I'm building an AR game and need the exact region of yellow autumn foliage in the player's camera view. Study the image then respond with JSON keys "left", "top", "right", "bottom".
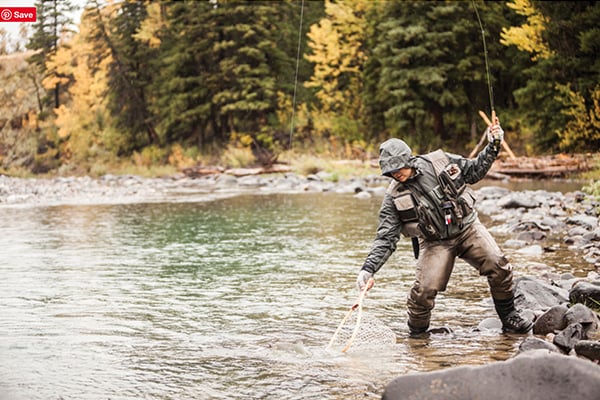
{"left": 500, "top": 0, "right": 553, "bottom": 61}
{"left": 52, "top": 9, "right": 114, "bottom": 164}
{"left": 556, "top": 84, "right": 600, "bottom": 152}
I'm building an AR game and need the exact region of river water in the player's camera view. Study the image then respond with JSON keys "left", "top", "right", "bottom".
{"left": 0, "top": 180, "right": 591, "bottom": 400}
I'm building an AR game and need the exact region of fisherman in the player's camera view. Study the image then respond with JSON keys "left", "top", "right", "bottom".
{"left": 356, "top": 116, "right": 533, "bottom": 336}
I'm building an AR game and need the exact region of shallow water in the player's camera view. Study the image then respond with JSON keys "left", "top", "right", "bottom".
{"left": 0, "top": 187, "right": 591, "bottom": 400}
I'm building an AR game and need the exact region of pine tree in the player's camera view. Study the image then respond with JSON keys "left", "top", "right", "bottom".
{"left": 363, "top": 1, "right": 507, "bottom": 151}
{"left": 26, "top": 0, "right": 78, "bottom": 110}
{"left": 505, "top": 0, "right": 600, "bottom": 151}
{"left": 151, "top": 1, "right": 290, "bottom": 153}
{"left": 85, "top": 0, "right": 158, "bottom": 154}
{"left": 149, "top": 0, "right": 216, "bottom": 147}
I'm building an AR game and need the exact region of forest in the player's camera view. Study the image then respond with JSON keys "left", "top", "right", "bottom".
{"left": 0, "top": 0, "right": 599, "bottom": 176}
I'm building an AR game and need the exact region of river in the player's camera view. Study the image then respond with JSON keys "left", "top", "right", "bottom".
{"left": 0, "top": 179, "right": 591, "bottom": 400}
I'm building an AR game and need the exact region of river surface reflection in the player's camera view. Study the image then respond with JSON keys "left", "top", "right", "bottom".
{"left": 0, "top": 180, "right": 591, "bottom": 399}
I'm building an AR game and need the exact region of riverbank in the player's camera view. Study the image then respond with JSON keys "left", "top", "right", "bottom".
{"left": 0, "top": 170, "right": 593, "bottom": 206}
{"left": 0, "top": 171, "right": 390, "bottom": 207}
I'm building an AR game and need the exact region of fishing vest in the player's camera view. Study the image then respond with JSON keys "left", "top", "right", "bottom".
{"left": 387, "top": 150, "right": 477, "bottom": 240}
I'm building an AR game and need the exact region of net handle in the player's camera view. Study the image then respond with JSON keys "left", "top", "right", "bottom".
{"left": 327, "top": 277, "right": 374, "bottom": 352}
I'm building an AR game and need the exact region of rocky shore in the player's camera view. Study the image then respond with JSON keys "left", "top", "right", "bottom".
{"left": 0, "top": 172, "right": 386, "bottom": 206}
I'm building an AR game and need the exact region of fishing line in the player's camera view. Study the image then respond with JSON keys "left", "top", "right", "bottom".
{"left": 289, "top": 0, "right": 305, "bottom": 149}
{"left": 472, "top": 0, "right": 494, "bottom": 115}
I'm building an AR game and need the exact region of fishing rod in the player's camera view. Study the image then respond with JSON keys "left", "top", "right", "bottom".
{"left": 472, "top": 0, "right": 495, "bottom": 118}
{"left": 289, "top": 0, "right": 305, "bottom": 149}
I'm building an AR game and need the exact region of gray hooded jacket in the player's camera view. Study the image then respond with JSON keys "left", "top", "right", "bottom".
{"left": 362, "top": 138, "right": 500, "bottom": 274}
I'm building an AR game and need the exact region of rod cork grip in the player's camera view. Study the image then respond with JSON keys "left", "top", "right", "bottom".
{"left": 478, "top": 110, "right": 493, "bottom": 127}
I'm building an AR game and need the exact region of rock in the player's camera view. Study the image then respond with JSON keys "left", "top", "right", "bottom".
{"left": 516, "top": 244, "right": 544, "bottom": 255}
{"left": 498, "top": 194, "right": 541, "bottom": 209}
{"left": 382, "top": 350, "right": 600, "bottom": 400}
{"left": 215, "top": 174, "right": 239, "bottom": 188}
{"left": 478, "top": 317, "right": 502, "bottom": 331}
{"left": 565, "top": 303, "right": 598, "bottom": 326}
{"left": 513, "top": 276, "right": 569, "bottom": 312}
{"left": 518, "top": 336, "right": 562, "bottom": 354}
{"left": 569, "top": 281, "right": 600, "bottom": 309}
{"left": 553, "top": 323, "right": 584, "bottom": 352}
{"left": 566, "top": 214, "right": 599, "bottom": 230}
{"left": 533, "top": 304, "right": 568, "bottom": 335}
{"left": 574, "top": 340, "right": 600, "bottom": 362}
{"left": 516, "top": 230, "right": 547, "bottom": 242}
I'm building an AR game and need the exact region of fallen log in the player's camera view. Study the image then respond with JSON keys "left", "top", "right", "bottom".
{"left": 224, "top": 165, "right": 293, "bottom": 177}
{"left": 491, "top": 154, "right": 591, "bottom": 178}
{"left": 181, "top": 164, "right": 293, "bottom": 178}
{"left": 181, "top": 165, "right": 225, "bottom": 177}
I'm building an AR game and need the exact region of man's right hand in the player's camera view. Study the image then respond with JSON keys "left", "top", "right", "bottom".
{"left": 356, "top": 270, "right": 373, "bottom": 292}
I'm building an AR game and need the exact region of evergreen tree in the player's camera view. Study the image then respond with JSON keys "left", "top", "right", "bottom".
{"left": 87, "top": 0, "right": 158, "bottom": 155}
{"left": 363, "top": 1, "right": 508, "bottom": 152}
{"left": 26, "top": 0, "right": 78, "bottom": 110}
{"left": 152, "top": 1, "right": 293, "bottom": 154}
{"left": 506, "top": 0, "right": 600, "bottom": 151}
{"left": 150, "top": 0, "right": 217, "bottom": 147}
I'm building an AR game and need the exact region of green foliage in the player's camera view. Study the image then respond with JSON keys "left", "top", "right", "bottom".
{"left": 555, "top": 84, "right": 600, "bottom": 152}
{"left": 588, "top": 297, "right": 600, "bottom": 311}
{"left": 26, "top": 0, "right": 79, "bottom": 110}
{"left": 364, "top": 1, "right": 509, "bottom": 151}
{"left": 220, "top": 144, "right": 255, "bottom": 169}
{"left": 583, "top": 180, "right": 600, "bottom": 198}
{"left": 101, "top": 0, "right": 158, "bottom": 152}
{"left": 511, "top": 1, "right": 600, "bottom": 151}
{"left": 132, "top": 145, "right": 168, "bottom": 167}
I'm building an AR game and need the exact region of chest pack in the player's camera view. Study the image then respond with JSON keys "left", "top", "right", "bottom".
{"left": 426, "top": 150, "right": 466, "bottom": 200}
{"left": 388, "top": 150, "right": 476, "bottom": 240}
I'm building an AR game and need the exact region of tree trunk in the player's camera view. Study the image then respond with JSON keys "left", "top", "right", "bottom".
{"left": 432, "top": 104, "right": 447, "bottom": 140}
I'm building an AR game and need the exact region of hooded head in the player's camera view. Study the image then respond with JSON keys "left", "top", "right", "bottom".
{"left": 378, "top": 138, "right": 412, "bottom": 177}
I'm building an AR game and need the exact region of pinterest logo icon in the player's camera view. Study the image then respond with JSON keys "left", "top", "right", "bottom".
{"left": 0, "top": 9, "right": 12, "bottom": 21}
{"left": 0, "top": 7, "right": 36, "bottom": 22}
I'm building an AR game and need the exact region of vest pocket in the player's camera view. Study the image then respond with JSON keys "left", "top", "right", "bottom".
{"left": 393, "top": 194, "right": 418, "bottom": 221}
{"left": 415, "top": 201, "right": 442, "bottom": 240}
{"left": 458, "top": 187, "right": 476, "bottom": 215}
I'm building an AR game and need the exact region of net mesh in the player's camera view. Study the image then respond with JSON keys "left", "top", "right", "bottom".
{"left": 328, "top": 311, "right": 396, "bottom": 352}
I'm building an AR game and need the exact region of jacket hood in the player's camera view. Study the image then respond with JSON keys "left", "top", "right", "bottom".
{"left": 379, "top": 138, "right": 412, "bottom": 176}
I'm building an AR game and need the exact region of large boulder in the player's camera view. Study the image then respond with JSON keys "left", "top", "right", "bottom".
{"left": 513, "top": 276, "right": 569, "bottom": 312}
{"left": 382, "top": 350, "right": 600, "bottom": 400}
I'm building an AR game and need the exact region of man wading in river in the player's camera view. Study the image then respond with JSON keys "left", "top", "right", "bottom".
{"left": 356, "top": 116, "right": 533, "bottom": 337}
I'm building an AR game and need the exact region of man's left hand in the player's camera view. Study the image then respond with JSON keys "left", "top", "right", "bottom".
{"left": 486, "top": 122, "right": 504, "bottom": 144}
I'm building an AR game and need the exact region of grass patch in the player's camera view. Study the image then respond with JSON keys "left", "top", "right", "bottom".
{"left": 279, "top": 151, "right": 379, "bottom": 180}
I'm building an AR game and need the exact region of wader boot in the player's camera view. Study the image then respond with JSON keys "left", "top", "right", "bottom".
{"left": 493, "top": 297, "right": 533, "bottom": 333}
{"left": 407, "top": 321, "right": 429, "bottom": 338}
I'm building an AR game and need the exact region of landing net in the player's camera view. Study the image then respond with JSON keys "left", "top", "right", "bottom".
{"left": 327, "top": 310, "right": 396, "bottom": 353}
{"left": 327, "top": 278, "right": 396, "bottom": 353}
